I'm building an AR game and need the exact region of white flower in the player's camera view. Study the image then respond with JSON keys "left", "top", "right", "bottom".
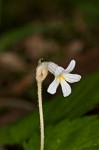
{"left": 47, "top": 60, "right": 81, "bottom": 97}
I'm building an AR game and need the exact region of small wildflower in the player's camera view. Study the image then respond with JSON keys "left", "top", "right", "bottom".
{"left": 47, "top": 60, "right": 81, "bottom": 97}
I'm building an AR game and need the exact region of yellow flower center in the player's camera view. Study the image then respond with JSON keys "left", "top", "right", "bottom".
{"left": 57, "top": 75, "right": 65, "bottom": 83}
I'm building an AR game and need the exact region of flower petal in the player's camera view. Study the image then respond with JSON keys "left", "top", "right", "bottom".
{"left": 55, "top": 66, "right": 64, "bottom": 76}
{"left": 65, "top": 60, "right": 76, "bottom": 73}
{"left": 47, "top": 78, "right": 59, "bottom": 94}
{"left": 60, "top": 80, "right": 71, "bottom": 97}
{"left": 47, "top": 62, "right": 58, "bottom": 75}
{"left": 63, "top": 73, "right": 81, "bottom": 83}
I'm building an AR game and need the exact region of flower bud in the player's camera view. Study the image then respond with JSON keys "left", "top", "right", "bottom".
{"left": 36, "top": 62, "right": 48, "bottom": 82}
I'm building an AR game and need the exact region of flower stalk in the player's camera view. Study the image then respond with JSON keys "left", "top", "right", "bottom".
{"left": 37, "top": 81, "right": 44, "bottom": 150}
{"left": 36, "top": 60, "right": 48, "bottom": 150}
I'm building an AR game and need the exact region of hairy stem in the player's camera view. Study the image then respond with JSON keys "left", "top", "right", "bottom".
{"left": 37, "top": 81, "right": 44, "bottom": 150}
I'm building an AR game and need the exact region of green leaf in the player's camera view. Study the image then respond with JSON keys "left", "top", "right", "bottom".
{"left": 0, "top": 72, "right": 99, "bottom": 149}
{"left": 24, "top": 116, "right": 99, "bottom": 150}
{"left": 44, "top": 72, "right": 99, "bottom": 123}
{"left": 45, "top": 116, "right": 99, "bottom": 150}
{"left": 80, "top": 147, "right": 99, "bottom": 150}
{"left": 0, "top": 112, "right": 39, "bottom": 144}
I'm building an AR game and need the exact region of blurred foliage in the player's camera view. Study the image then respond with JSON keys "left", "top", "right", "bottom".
{"left": 0, "top": 22, "right": 64, "bottom": 52}
{"left": 0, "top": 72, "right": 99, "bottom": 149}
{"left": 0, "top": 0, "right": 99, "bottom": 54}
{"left": 1, "top": 0, "right": 99, "bottom": 29}
{"left": 76, "top": 1, "right": 99, "bottom": 26}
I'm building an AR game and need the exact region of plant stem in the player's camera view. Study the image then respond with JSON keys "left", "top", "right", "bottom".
{"left": 37, "top": 81, "right": 44, "bottom": 150}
